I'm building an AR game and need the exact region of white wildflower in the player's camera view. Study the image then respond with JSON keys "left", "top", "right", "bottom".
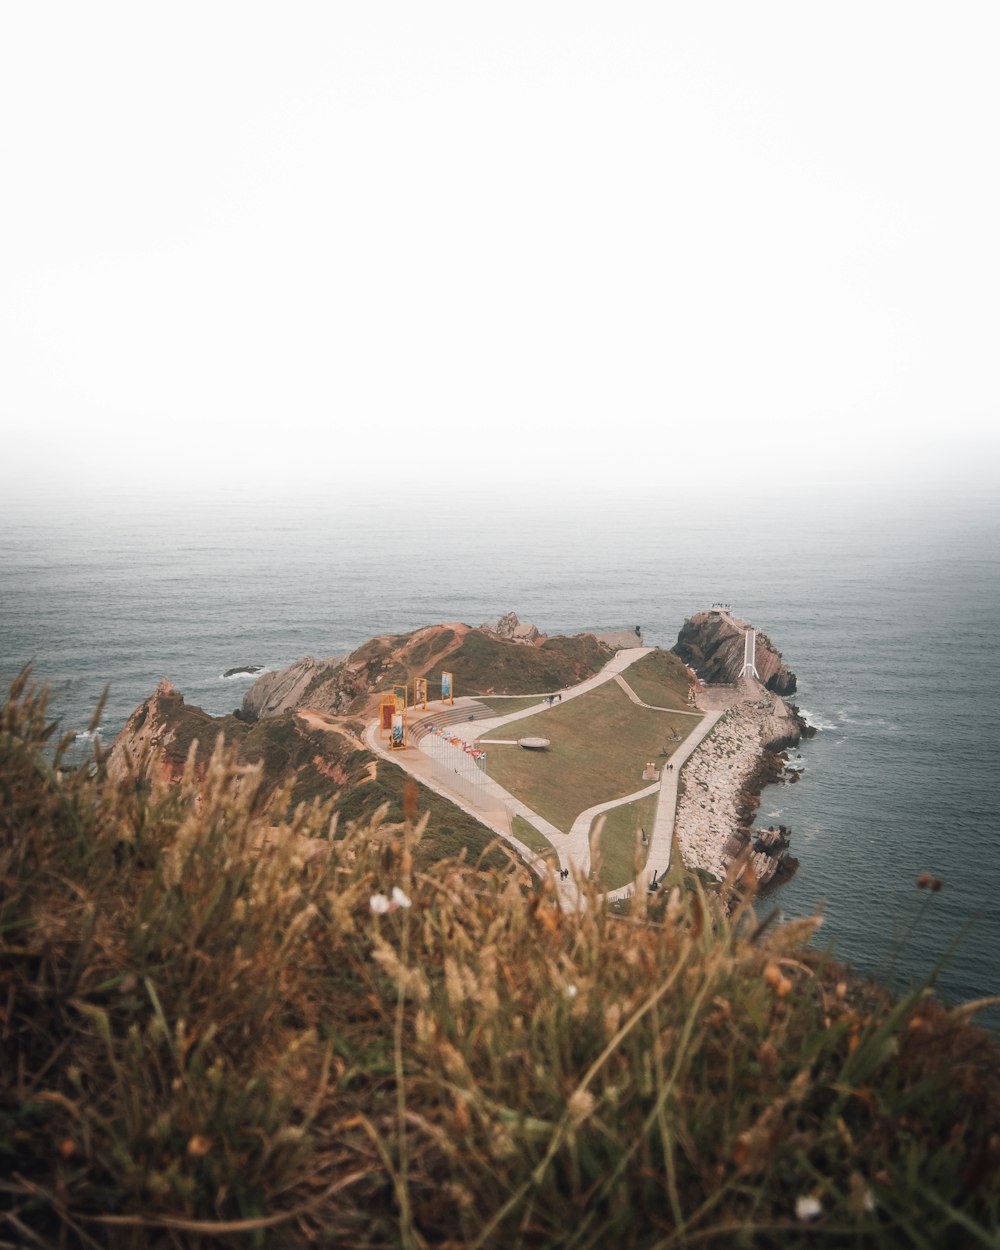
{"left": 392, "top": 886, "right": 412, "bottom": 909}
{"left": 369, "top": 893, "right": 391, "bottom": 915}
{"left": 567, "top": 1088, "right": 595, "bottom": 1126}
{"left": 795, "top": 1195, "right": 822, "bottom": 1221}
{"left": 565, "top": 984, "right": 578, "bottom": 1000}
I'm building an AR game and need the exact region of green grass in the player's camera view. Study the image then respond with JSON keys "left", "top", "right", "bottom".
{"left": 484, "top": 681, "right": 702, "bottom": 832}
{"left": 478, "top": 695, "right": 549, "bottom": 715}
{"left": 591, "top": 792, "right": 659, "bottom": 892}
{"left": 511, "top": 814, "right": 559, "bottom": 860}
{"left": 447, "top": 630, "right": 609, "bottom": 696}
{"left": 618, "top": 647, "right": 693, "bottom": 709}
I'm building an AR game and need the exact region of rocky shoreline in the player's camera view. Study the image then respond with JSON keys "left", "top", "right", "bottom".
{"left": 671, "top": 610, "right": 812, "bottom": 892}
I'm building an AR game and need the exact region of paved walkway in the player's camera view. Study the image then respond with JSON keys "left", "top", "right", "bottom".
{"left": 602, "top": 708, "right": 723, "bottom": 903}
{"left": 614, "top": 673, "right": 704, "bottom": 715}
{"left": 365, "top": 645, "right": 719, "bottom": 908}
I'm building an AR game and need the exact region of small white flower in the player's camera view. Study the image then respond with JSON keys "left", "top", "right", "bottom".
{"left": 565, "top": 984, "right": 579, "bottom": 1000}
{"left": 392, "top": 886, "right": 412, "bottom": 909}
{"left": 369, "top": 893, "right": 391, "bottom": 915}
{"left": 795, "top": 1195, "right": 822, "bottom": 1222}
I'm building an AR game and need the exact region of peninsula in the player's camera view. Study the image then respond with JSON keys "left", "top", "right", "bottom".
{"left": 108, "top": 609, "right": 809, "bottom": 900}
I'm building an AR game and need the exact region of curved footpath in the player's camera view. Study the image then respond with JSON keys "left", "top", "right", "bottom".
{"left": 364, "top": 647, "right": 720, "bottom": 909}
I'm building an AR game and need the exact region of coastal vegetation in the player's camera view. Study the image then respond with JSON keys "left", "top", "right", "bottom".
{"left": 442, "top": 630, "right": 610, "bottom": 699}
{"left": 3, "top": 671, "right": 999, "bottom": 1248}
{"left": 617, "top": 647, "right": 695, "bottom": 709}
{"left": 244, "top": 625, "right": 612, "bottom": 725}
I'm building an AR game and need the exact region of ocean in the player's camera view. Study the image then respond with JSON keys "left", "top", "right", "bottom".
{"left": 2, "top": 487, "right": 998, "bottom": 1029}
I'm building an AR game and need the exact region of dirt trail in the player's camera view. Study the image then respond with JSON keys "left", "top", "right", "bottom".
{"left": 297, "top": 709, "right": 377, "bottom": 781}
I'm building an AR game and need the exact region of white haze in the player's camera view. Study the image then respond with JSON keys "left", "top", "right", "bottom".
{"left": 1, "top": 2, "right": 998, "bottom": 507}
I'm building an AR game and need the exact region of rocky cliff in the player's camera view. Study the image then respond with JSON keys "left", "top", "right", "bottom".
{"left": 484, "top": 611, "right": 541, "bottom": 644}
{"left": 107, "top": 679, "right": 232, "bottom": 785}
{"left": 673, "top": 610, "right": 797, "bottom": 695}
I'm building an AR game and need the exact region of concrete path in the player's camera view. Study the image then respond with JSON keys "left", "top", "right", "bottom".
{"left": 440, "top": 646, "right": 654, "bottom": 745}
{"left": 603, "top": 708, "right": 724, "bottom": 903}
{"left": 614, "top": 674, "right": 704, "bottom": 715}
{"left": 365, "top": 644, "right": 718, "bottom": 908}
{"left": 565, "top": 781, "right": 660, "bottom": 874}
{"left": 364, "top": 719, "right": 561, "bottom": 878}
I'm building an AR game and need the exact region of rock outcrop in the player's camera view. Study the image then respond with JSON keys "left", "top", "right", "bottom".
{"left": 673, "top": 610, "right": 797, "bottom": 695}
{"left": 485, "top": 611, "right": 542, "bottom": 644}
{"left": 106, "top": 679, "right": 221, "bottom": 784}
{"left": 241, "top": 657, "right": 330, "bottom": 722}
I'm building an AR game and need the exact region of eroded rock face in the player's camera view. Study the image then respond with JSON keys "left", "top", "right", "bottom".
{"left": 241, "top": 657, "right": 327, "bottom": 722}
{"left": 487, "top": 611, "right": 541, "bottom": 644}
{"left": 674, "top": 610, "right": 797, "bottom": 696}
{"left": 106, "top": 679, "right": 220, "bottom": 784}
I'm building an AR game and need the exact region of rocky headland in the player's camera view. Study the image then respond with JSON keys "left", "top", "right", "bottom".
{"left": 671, "top": 612, "right": 810, "bottom": 891}
{"left": 674, "top": 608, "right": 797, "bottom": 695}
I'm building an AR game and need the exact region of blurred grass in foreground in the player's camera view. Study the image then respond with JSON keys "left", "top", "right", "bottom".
{"left": 2, "top": 670, "right": 998, "bottom": 1248}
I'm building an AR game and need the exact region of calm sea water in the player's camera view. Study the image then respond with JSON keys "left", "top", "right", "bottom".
{"left": 2, "top": 488, "right": 998, "bottom": 1027}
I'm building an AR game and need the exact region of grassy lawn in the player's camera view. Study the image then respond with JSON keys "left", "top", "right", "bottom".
{"left": 511, "top": 814, "right": 559, "bottom": 861}
{"left": 591, "top": 792, "right": 659, "bottom": 892}
{"left": 619, "top": 648, "right": 693, "bottom": 710}
{"left": 478, "top": 695, "right": 549, "bottom": 715}
{"left": 483, "top": 681, "right": 702, "bottom": 832}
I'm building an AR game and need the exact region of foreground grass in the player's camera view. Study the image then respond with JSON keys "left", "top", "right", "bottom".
{"left": 3, "top": 672, "right": 1000, "bottom": 1249}
{"left": 484, "top": 681, "right": 699, "bottom": 832}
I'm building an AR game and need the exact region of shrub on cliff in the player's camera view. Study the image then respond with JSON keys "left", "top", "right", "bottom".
{"left": 2, "top": 671, "right": 998, "bottom": 1248}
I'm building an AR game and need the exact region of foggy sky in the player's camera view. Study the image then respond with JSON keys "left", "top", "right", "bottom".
{"left": 2, "top": 3, "right": 998, "bottom": 505}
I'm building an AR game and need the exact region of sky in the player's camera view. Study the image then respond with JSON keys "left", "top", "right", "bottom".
{"left": 2, "top": 2, "right": 998, "bottom": 506}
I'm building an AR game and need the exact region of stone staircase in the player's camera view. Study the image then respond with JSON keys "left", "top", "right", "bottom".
{"left": 408, "top": 700, "right": 496, "bottom": 744}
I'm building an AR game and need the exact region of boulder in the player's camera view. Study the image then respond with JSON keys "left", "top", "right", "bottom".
{"left": 488, "top": 611, "right": 541, "bottom": 644}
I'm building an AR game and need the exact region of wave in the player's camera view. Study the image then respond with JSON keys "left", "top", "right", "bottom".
{"left": 795, "top": 707, "right": 839, "bottom": 732}
{"left": 75, "top": 726, "right": 104, "bottom": 742}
